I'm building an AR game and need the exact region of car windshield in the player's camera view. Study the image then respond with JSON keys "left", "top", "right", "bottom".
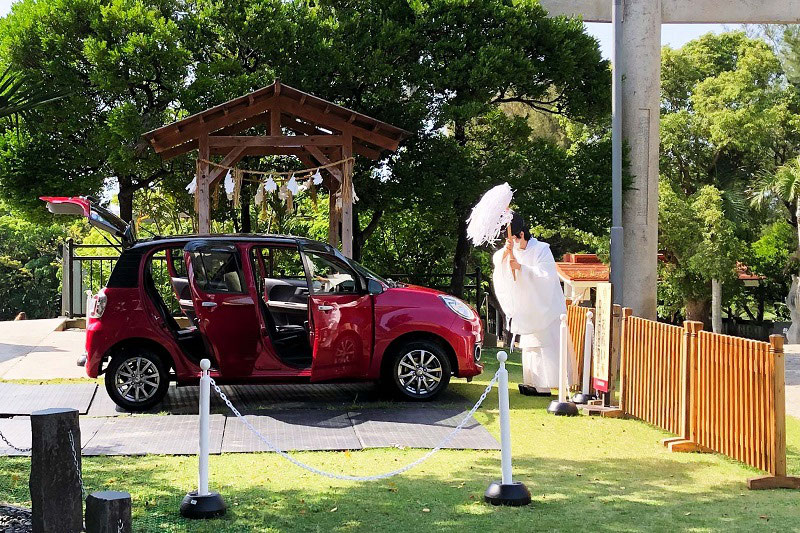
{"left": 348, "top": 259, "right": 392, "bottom": 287}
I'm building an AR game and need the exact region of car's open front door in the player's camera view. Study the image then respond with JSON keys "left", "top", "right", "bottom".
{"left": 40, "top": 196, "right": 136, "bottom": 247}
{"left": 184, "top": 240, "right": 261, "bottom": 377}
{"left": 302, "top": 247, "right": 373, "bottom": 381}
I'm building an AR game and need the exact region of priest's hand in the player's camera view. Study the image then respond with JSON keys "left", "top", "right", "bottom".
{"left": 509, "top": 256, "right": 521, "bottom": 272}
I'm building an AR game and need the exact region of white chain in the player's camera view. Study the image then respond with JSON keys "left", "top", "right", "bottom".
{"left": 0, "top": 428, "right": 31, "bottom": 453}
{"left": 210, "top": 371, "right": 500, "bottom": 482}
{"left": 68, "top": 429, "right": 85, "bottom": 498}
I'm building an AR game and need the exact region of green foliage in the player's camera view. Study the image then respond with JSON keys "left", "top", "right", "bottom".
{"left": 658, "top": 182, "right": 744, "bottom": 319}
{"left": 0, "top": 204, "right": 73, "bottom": 319}
{"left": 750, "top": 219, "right": 795, "bottom": 320}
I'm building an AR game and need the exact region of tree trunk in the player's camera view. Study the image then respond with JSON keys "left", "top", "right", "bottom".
{"left": 449, "top": 119, "right": 470, "bottom": 298}
{"left": 117, "top": 176, "right": 134, "bottom": 223}
{"left": 352, "top": 206, "right": 383, "bottom": 263}
{"left": 448, "top": 210, "right": 470, "bottom": 298}
{"left": 711, "top": 278, "right": 722, "bottom": 333}
{"left": 685, "top": 297, "right": 711, "bottom": 330}
{"left": 241, "top": 181, "right": 252, "bottom": 233}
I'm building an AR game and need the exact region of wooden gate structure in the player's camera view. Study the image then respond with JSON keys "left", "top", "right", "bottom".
{"left": 142, "top": 80, "right": 410, "bottom": 257}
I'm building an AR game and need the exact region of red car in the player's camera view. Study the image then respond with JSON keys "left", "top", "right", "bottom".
{"left": 43, "top": 197, "right": 483, "bottom": 410}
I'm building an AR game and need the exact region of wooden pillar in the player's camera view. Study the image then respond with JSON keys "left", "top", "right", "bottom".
{"left": 748, "top": 335, "right": 800, "bottom": 489}
{"left": 681, "top": 321, "right": 703, "bottom": 442}
{"left": 197, "top": 133, "right": 211, "bottom": 234}
{"left": 328, "top": 178, "right": 340, "bottom": 248}
{"left": 341, "top": 133, "right": 354, "bottom": 258}
{"left": 769, "top": 334, "right": 786, "bottom": 477}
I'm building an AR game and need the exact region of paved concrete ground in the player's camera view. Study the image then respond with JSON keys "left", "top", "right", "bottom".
{"left": 0, "top": 319, "right": 86, "bottom": 380}
{"left": 784, "top": 344, "right": 800, "bottom": 419}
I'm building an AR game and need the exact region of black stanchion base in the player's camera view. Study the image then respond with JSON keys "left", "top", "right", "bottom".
{"left": 518, "top": 384, "right": 552, "bottom": 397}
{"left": 484, "top": 481, "right": 532, "bottom": 506}
{"left": 547, "top": 400, "right": 579, "bottom": 416}
{"left": 180, "top": 491, "right": 226, "bottom": 519}
{"left": 571, "top": 393, "right": 596, "bottom": 405}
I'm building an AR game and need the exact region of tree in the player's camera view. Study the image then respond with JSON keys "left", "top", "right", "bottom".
{"left": 751, "top": 156, "right": 800, "bottom": 338}
{"left": 659, "top": 32, "right": 800, "bottom": 324}
{"left": 0, "top": 0, "right": 193, "bottom": 221}
{"left": 659, "top": 182, "right": 744, "bottom": 327}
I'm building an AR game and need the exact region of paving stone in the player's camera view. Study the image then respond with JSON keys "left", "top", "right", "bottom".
{"left": 81, "top": 415, "right": 224, "bottom": 456}
{"left": 348, "top": 408, "right": 500, "bottom": 450}
{"left": 0, "top": 383, "right": 97, "bottom": 416}
{"left": 221, "top": 411, "right": 361, "bottom": 452}
{"left": 0, "top": 417, "right": 107, "bottom": 457}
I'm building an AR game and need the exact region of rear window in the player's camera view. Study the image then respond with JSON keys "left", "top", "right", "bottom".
{"left": 190, "top": 250, "right": 246, "bottom": 294}
{"left": 106, "top": 248, "right": 145, "bottom": 288}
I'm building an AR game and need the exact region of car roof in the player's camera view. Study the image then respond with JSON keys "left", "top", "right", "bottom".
{"left": 128, "top": 234, "right": 335, "bottom": 253}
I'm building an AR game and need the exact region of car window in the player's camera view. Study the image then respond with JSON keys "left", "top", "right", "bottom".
{"left": 304, "top": 251, "right": 359, "bottom": 294}
{"left": 169, "top": 247, "right": 188, "bottom": 277}
{"left": 190, "top": 250, "right": 246, "bottom": 294}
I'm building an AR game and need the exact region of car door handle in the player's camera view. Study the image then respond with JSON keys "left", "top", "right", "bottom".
{"left": 317, "top": 305, "right": 334, "bottom": 311}
{"left": 201, "top": 301, "right": 217, "bottom": 308}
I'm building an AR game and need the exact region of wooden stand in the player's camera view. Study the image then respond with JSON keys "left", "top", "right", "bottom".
{"left": 579, "top": 400, "right": 624, "bottom": 418}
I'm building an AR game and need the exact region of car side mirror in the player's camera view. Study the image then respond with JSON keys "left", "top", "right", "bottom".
{"left": 367, "top": 279, "right": 384, "bottom": 295}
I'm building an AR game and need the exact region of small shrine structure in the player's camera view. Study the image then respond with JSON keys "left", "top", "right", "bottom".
{"left": 143, "top": 80, "right": 410, "bottom": 257}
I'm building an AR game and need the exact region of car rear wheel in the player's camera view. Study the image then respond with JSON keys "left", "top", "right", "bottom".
{"left": 389, "top": 340, "right": 451, "bottom": 401}
{"left": 105, "top": 347, "right": 170, "bottom": 411}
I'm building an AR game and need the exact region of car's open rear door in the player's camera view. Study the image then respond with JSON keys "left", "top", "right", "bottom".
{"left": 40, "top": 196, "right": 136, "bottom": 247}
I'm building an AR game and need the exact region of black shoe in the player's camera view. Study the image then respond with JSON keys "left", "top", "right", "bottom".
{"left": 518, "top": 384, "right": 552, "bottom": 396}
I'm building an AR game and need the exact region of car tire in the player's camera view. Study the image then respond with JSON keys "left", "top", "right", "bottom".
{"left": 105, "top": 346, "right": 170, "bottom": 412}
{"left": 388, "top": 340, "right": 452, "bottom": 401}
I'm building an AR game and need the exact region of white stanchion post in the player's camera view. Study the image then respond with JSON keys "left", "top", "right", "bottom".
{"left": 498, "top": 351, "right": 513, "bottom": 485}
{"left": 558, "top": 316, "right": 567, "bottom": 403}
{"left": 180, "top": 359, "right": 226, "bottom": 519}
{"left": 484, "top": 351, "right": 531, "bottom": 506}
{"left": 547, "top": 315, "right": 579, "bottom": 416}
{"left": 573, "top": 311, "right": 597, "bottom": 404}
{"left": 198, "top": 359, "right": 210, "bottom": 497}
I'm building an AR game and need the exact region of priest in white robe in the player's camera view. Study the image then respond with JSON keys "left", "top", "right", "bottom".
{"left": 493, "top": 213, "right": 577, "bottom": 395}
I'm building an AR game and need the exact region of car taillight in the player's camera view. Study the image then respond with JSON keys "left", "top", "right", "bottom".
{"left": 89, "top": 291, "right": 107, "bottom": 318}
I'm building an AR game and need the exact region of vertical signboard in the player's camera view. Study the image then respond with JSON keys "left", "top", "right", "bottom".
{"left": 592, "top": 283, "right": 613, "bottom": 392}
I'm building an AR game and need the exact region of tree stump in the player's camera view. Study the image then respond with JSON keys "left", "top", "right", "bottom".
{"left": 29, "top": 408, "right": 82, "bottom": 533}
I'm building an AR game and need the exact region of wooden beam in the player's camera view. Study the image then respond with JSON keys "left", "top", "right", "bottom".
{"left": 211, "top": 146, "right": 308, "bottom": 157}
{"left": 270, "top": 101, "right": 281, "bottom": 136}
{"left": 341, "top": 132, "right": 354, "bottom": 258}
{"left": 150, "top": 95, "right": 277, "bottom": 152}
{"left": 208, "top": 146, "right": 246, "bottom": 186}
{"left": 306, "top": 146, "right": 343, "bottom": 181}
{"left": 197, "top": 134, "right": 211, "bottom": 234}
{"left": 281, "top": 115, "right": 382, "bottom": 160}
{"left": 207, "top": 135, "right": 344, "bottom": 148}
{"left": 279, "top": 96, "right": 400, "bottom": 151}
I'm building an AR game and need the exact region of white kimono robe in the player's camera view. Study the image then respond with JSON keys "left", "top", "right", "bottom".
{"left": 493, "top": 239, "right": 576, "bottom": 390}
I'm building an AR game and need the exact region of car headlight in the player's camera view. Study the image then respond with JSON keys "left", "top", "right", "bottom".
{"left": 439, "top": 295, "right": 475, "bottom": 320}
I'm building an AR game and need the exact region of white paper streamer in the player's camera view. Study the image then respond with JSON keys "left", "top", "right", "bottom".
{"left": 287, "top": 176, "right": 299, "bottom": 195}
{"left": 223, "top": 171, "right": 234, "bottom": 200}
{"left": 265, "top": 176, "right": 277, "bottom": 192}
{"left": 185, "top": 177, "right": 197, "bottom": 194}
{"left": 254, "top": 183, "right": 264, "bottom": 204}
{"left": 312, "top": 170, "right": 323, "bottom": 185}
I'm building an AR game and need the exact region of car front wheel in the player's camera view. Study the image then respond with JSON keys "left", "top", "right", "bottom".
{"left": 389, "top": 340, "right": 452, "bottom": 400}
{"left": 105, "top": 347, "right": 170, "bottom": 411}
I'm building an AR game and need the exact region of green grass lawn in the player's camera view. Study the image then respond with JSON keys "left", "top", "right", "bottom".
{"left": 2, "top": 349, "right": 799, "bottom": 532}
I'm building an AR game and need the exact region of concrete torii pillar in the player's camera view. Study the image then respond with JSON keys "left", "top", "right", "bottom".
{"left": 541, "top": 0, "right": 799, "bottom": 319}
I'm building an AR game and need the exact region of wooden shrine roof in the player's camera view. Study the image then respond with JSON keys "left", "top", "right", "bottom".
{"left": 142, "top": 80, "right": 411, "bottom": 161}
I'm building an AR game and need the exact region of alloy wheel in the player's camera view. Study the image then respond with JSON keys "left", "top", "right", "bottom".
{"left": 114, "top": 356, "right": 161, "bottom": 403}
{"left": 396, "top": 349, "right": 443, "bottom": 397}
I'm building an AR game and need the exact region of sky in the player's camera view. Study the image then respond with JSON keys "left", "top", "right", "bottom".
{"left": 585, "top": 22, "right": 734, "bottom": 59}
